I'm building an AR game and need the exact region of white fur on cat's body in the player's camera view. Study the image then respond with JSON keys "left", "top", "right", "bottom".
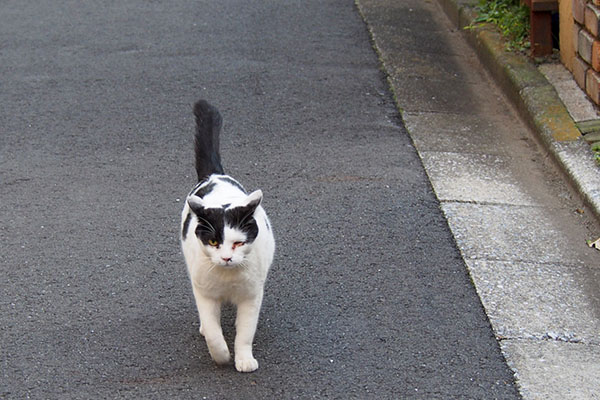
{"left": 181, "top": 174, "right": 275, "bottom": 372}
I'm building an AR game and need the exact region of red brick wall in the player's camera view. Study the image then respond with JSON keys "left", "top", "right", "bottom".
{"left": 574, "top": 0, "right": 600, "bottom": 105}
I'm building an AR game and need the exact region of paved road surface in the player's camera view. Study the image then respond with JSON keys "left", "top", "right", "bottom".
{"left": 1, "top": 1, "right": 519, "bottom": 398}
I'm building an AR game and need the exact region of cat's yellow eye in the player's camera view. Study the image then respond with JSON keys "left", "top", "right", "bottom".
{"left": 232, "top": 241, "right": 245, "bottom": 249}
{"left": 208, "top": 239, "right": 219, "bottom": 247}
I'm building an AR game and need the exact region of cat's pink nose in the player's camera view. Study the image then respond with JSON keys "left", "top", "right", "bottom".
{"left": 222, "top": 257, "right": 232, "bottom": 263}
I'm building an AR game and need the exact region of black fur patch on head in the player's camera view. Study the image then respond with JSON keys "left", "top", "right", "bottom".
{"left": 217, "top": 176, "right": 246, "bottom": 193}
{"left": 189, "top": 205, "right": 225, "bottom": 246}
{"left": 188, "top": 193, "right": 261, "bottom": 245}
{"left": 224, "top": 200, "right": 260, "bottom": 243}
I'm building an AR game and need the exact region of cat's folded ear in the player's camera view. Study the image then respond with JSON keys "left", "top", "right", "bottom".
{"left": 246, "top": 190, "right": 263, "bottom": 208}
{"left": 239, "top": 189, "right": 262, "bottom": 216}
{"left": 187, "top": 195, "right": 206, "bottom": 214}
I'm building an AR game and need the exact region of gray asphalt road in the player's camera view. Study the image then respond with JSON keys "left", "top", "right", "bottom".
{"left": 1, "top": 1, "right": 519, "bottom": 398}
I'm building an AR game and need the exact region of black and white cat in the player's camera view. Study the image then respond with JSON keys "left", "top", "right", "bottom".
{"left": 180, "top": 100, "right": 275, "bottom": 373}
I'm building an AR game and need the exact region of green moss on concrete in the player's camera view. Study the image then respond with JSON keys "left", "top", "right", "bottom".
{"left": 521, "top": 85, "right": 581, "bottom": 141}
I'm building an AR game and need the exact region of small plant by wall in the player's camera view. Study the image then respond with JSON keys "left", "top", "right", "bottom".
{"left": 471, "top": 0, "right": 531, "bottom": 51}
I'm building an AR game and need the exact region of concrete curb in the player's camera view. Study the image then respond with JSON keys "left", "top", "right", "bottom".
{"left": 437, "top": 0, "right": 600, "bottom": 220}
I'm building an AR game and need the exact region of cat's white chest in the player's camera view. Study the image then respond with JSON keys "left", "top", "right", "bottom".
{"left": 188, "top": 259, "right": 262, "bottom": 302}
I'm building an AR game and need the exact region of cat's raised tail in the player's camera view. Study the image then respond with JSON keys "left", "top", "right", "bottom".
{"left": 193, "top": 100, "right": 224, "bottom": 181}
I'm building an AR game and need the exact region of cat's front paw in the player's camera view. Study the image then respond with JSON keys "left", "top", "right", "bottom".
{"left": 207, "top": 342, "right": 231, "bottom": 365}
{"left": 235, "top": 357, "right": 258, "bottom": 373}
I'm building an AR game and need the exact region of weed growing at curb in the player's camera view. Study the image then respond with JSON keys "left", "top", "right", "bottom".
{"left": 468, "top": 0, "right": 530, "bottom": 52}
{"left": 592, "top": 143, "right": 600, "bottom": 166}
{"left": 579, "top": 122, "right": 600, "bottom": 167}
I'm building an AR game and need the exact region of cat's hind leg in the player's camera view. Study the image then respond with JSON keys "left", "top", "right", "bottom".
{"left": 192, "top": 288, "right": 230, "bottom": 365}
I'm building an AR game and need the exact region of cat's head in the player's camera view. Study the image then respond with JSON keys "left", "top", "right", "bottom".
{"left": 187, "top": 190, "right": 262, "bottom": 267}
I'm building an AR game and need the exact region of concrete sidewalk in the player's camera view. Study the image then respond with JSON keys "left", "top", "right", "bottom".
{"left": 357, "top": 0, "right": 600, "bottom": 398}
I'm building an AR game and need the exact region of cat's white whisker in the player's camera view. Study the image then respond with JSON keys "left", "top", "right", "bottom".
{"left": 206, "top": 262, "right": 218, "bottom": 274}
